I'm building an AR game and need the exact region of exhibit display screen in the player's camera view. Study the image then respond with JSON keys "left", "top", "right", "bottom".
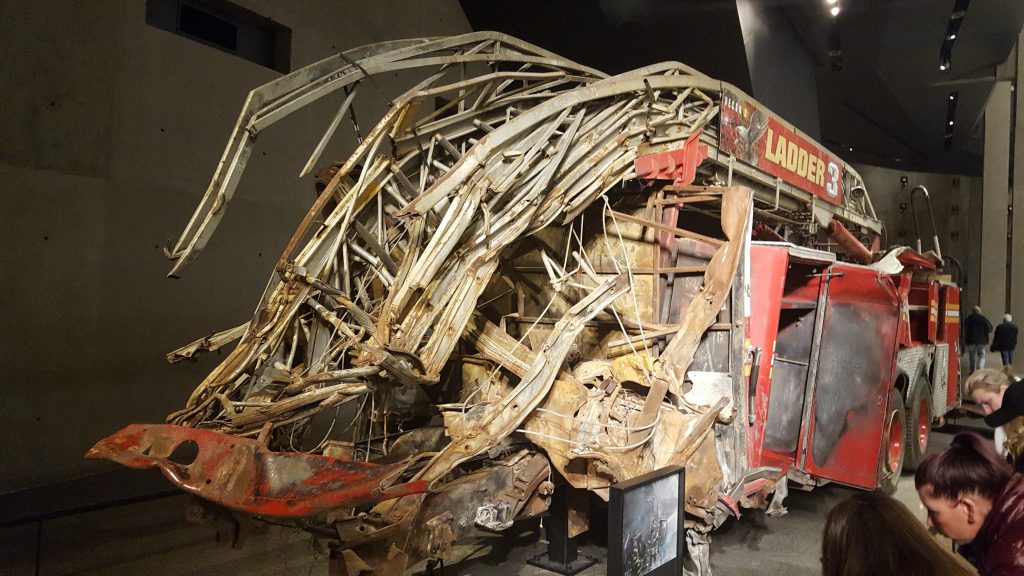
{"left": 608, "top": 465, "right": 686, "bottom": 576}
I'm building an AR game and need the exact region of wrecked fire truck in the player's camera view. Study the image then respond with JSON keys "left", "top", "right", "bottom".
{"left": 88, "top": 32, "right": 961, "bottom": 574}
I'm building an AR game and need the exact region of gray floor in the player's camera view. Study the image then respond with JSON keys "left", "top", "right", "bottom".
{"left": 0, "top": 434, "right": 956, "bottom": 576}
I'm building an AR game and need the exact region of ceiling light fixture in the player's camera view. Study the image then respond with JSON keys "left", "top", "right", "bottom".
{"left": 830, "top": 6, "right": 840, "bottom": 16}
{"left": 827, "top": 19, "right": 842, "bottom": 71}
{"left": 948, "top": 34, "right": 957, "bottom": 40}
{"left": 939, "top": 64, "right": 947, "bottom": 70}
{"left": 949, "top": 94, "right": 955, "bottom": 100}
{"left": 949, "top": 121, "right": 954, "bottom": 126}
{"left": 826, "top": 0, "right": 838, "bottom": 4}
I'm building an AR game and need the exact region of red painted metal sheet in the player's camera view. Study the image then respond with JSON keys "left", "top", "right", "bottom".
{"left": 634, "top": 130, "right": 707, "bottom": 184}
{"left": 927, "top": 282, "right": 939, "bottom": 343}
{"left": 86, "top": 424, "right": 428, "bottom": 517}
{"left": 907, "top": 279, "right": 937, "bottom": 345}
{"left": 942, "top": 286, "right": 961, "bottom": 408}
{"left": 894, "top": 274, "right": 914, "bottom": 350}
{"left": 719, "top": 88, "right": 843, "bottom": 205}
{"left": 746, "top": 245, "right": 789, "bottom": 468}
{"left": 759, "top": 255, "right": 827, "bottom": 466}
{"left": 802, "top": 264, "right": 901, "bottom": 489}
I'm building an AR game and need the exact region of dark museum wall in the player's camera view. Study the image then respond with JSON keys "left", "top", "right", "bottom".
{"left": 0, "top": 0, "right": 472, "bottom": 493}
{"left": 735, "top": 0, "right": 821, "bottom": 140}
{"left": 458, "top": 0, "right": 755, "bottom": 96}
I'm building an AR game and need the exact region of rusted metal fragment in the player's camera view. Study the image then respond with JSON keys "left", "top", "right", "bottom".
{"left": 682, "top": 435, "right": 724, "bottom": 516}
{"left": 167, "top": 322, "right": 250, "bottom": 364}
{"left": 86, "top": 424, "right": 428, "bottom": 517}
{"left": 631, "top": 187, "right": 752, "bottom": 443}
{"left": 567, "top": 488, "right": 590, "bottom": 539}
{"left": 415, "top": 276, "right": 629, "bottom": 485}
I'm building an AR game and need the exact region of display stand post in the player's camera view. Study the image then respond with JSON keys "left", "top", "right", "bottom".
{"left": 527, "top": 485, "right": 597, "bottom": 575}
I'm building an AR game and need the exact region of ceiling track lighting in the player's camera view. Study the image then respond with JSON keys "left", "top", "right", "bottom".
{"left": 940, "top": 0, "right": 970, "bottom": 71}
{"left": 944, "top": 91, "right": 958, "bottom": 151}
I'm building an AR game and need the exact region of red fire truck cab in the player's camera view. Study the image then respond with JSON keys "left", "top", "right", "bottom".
{"left": 746, "top": 242, "right": 959, "bottom": 493}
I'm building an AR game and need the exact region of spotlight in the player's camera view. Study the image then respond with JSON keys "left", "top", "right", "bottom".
{"left": 826, "top": 0, "right": 838, "bottom": 4}
{"left": 949, "top": 94, "right": 955, "bottom": 100}
{"left": 939, "top": 64, "right": 947, "bottom": 70}
{"left": 948, "top": 121, "right": 954, "bottom": 126}
{"left": 948, "top": 34, "right": 957, "bottom": 40}
{"left": 830, "top": 5, "right": 840, "bottom": 16}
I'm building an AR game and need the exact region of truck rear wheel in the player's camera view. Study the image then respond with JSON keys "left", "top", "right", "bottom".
{"left": 877, "top": 389, "right": 906, "bottom": 494}
{"left": 903, "top": 377, "right": 932, "bottom": 471}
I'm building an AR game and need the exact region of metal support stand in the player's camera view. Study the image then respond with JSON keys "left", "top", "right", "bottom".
{"left": 527, "top": 486, "right": 597, "bottom": 575}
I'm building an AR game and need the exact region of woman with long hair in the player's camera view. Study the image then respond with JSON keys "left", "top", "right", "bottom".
{"left": 968, "top": 367, "right": 1024, "bottom": 465}
{"left": 821, "top": 490, "right": 976, "bottom": 576}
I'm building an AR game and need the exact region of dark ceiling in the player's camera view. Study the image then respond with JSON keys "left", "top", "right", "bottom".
{"left": 459, "top": 0, "right": 1024, "bottom": 176}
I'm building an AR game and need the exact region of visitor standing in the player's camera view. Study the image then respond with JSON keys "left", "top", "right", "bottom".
{"left": 965, "top": 306, "right": 993, "bottom": 373}
{"left": 992, "top": 314, "right": 1018, "bottom": 367}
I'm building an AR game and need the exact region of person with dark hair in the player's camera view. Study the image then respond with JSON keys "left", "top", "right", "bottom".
{"left": 821, "top": 491, "right": 976, "bottom": 576}
{"left": 992, "top": 314, "right": 1019, "bottom": 366}
{"left": 915, "top": 432, "right": 1024, "bottom": 575}
{"left": 965, "top": 306, "right": 994, "bottom": 373}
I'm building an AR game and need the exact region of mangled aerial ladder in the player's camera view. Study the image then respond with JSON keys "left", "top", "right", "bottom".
{"left": 90, "top": 32, "right": 958, "bottom": 575}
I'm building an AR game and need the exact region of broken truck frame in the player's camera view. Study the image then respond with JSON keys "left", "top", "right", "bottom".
{"left": 89, "top": 32, "right": 960, "bottom": 574}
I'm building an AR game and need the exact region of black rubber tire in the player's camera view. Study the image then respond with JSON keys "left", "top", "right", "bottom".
{"left": 903, "top": 377, "right": 933, "bottom": 471}
{"left": 877, "top": 389, "right": 907, "bottom": 495}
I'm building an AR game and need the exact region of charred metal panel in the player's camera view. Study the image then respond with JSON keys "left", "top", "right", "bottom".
{"left": 805, "top": 266, "right": 900, "bottom": 488}
{"left": 763, "top": 309, "right": 816, "bottom": 454}
{"left": 745, "top": 244, "right": 787, "bottom": 466}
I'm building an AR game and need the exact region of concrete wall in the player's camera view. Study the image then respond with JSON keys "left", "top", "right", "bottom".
{"left": 981, "top": 81, "right": 1013, "bottom": 320}
{"left": 735, "top": 0, "right": 821, "bottom": 140}
{"left": 851, "top": 164, "right": 981, "bottom": 305}
{"left": 0, "top": 0, "right": 471, "bottom": 492}
{"left": 1013, "top": 28, "right": 1024, "bottom": 329}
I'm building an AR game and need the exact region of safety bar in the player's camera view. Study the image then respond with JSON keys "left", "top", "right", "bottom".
{"left": 909, "top": 185, "right": 943, "bottom": 262}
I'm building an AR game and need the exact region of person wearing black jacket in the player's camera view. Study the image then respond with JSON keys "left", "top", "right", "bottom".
{"left": 965, "top": 306, "right": 994, "bottom": 373}
{"left": 969, "top": 368, "right": 1024, "bottom": 470}
{"left": 992, "top": 314, "right": 1019, "bottom": 366}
